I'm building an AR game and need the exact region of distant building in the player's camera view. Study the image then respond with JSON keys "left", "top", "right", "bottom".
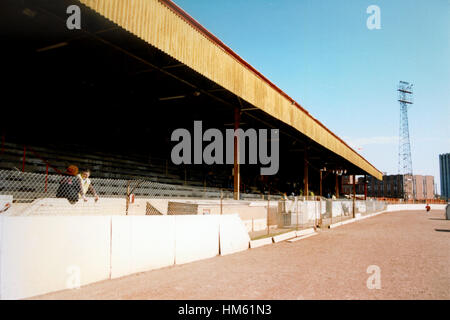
{"left": 413, "top": 175, "right": 435, "bottom": 200}
{"left": 440, "top": 153, "right": 450, "bottom": 200}
{"left": 366, "top": 174, "right": 407, "bottom": 199}
{"left": 349, "top": 174, "right": 435, "bottom": 200}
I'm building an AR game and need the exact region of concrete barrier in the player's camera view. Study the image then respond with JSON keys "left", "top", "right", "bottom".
{"left": 174, "top": 215, "right": 220, "bottom": 265}
{"left": 387, "top": 204, "right": 446, "bottom": 211}
{"left": 0, "top": 216, "right": 111, "bottom": 300}
{"left": 328, "top": 221, "right": 343, "bottom": 229}
{"left": 219, "top": 214, "right": 250, "bottom": 256}
{"left": 273, "top": 231, "right": 297, "bottom": 243}
{"left": 295, "top": 228, "right": 315, "bottom": 237}
{"left": 110, "top": 216, "right": 176, "bottom": 279}
{"left": 287, "top": 232, "right": 318, "bottom": 242}
{"left": 249, "top": 237, "right": 273, "bottom": 249}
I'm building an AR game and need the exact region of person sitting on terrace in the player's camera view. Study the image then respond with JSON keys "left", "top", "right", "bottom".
{"left": 77, "top": 168, "right": 99, "bottom": 202}
{"left": 56, "top": 165, "right": 80, "bottom": 204}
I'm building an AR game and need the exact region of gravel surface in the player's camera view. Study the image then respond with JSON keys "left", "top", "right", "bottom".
{"left": 33, "top": 209, "right": 450, "bottom": 300}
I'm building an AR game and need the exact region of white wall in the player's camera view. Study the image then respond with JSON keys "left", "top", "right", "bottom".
{"left": 174, "top": 215, "right": 220, "bottom": 265}
{"left": 0, "top": 216, "right": 111, "bottom": 300}
{"left": 110, "top": 216, "right": 176, "bottom": 279}
{"left": 0, "top": 213, "right": 261, "bottom": 299}
{"left": 219, "top": 214, "right": 250, "bottom": 255}
{"left": 387, "top": 204, "right": 446, "bottom": 211}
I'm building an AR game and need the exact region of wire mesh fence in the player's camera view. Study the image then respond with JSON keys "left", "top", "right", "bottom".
{"left": 0, "top": 169, "right": 279, "bottom": 217}
{"left": 0, "top": 169, "right": 387, "bottom": 237}
{"left": 275, "top": 197, "right": 387, "bottom": 230}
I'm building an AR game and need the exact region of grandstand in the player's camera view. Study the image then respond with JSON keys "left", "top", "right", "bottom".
{"left": 0, "top": 0, "right": 383, "bottom": 199}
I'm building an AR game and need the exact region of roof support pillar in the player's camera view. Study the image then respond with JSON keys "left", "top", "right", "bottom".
{"left": 304, "top": 151, "right": 308, "bottom": 198}
{"left": 233, "top": 105, "right": 240, "bottom": 200}
{"left": 335, "top": 173, "right": 340, "bottom": 198}
{"left": 352, "top": 175, "right": 356, "bottom": 218}
{"left": 319, "top": 170, "right": 323, "bottom": 197}
{"left": 364, "top": 175, "right": 368, "bottom": 200}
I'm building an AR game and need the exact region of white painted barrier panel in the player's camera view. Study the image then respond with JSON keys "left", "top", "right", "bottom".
{"left": 287, "top": 233, "right": 318, "bottom": 242}
{"left": 110, "top": 216, "right": 132, "bottom": 279}
{"left": 130, "top": 216, "right": 175, "bottom": 272}
{"left": 387, "top": 204, "right": 446, "bottom": 211}
{"left": 295, "top": 228, "right": 315, "bottom": 237}
{"left": 273, "top": 231, "right": 297, "bottom": 243}
{"left": 250, "top": 237, "right": 273, "bottom": 248}
{"left": 0, "top": 216, "right": 111, "bottom": 300}
{"left": 110, "top": 216, "right": 176, "bottom": 279}
{"left": 219, "top": 214, "right": 250, "bottom": 256}
{"left": 329, "top": 221, "right": 344, "bottom": 229}
{"left": 175, "top": 215, "right": 220, "bottom": 265}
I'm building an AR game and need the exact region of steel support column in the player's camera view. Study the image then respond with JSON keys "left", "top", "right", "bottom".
{"left": 352, "top": 174, "right": 356, "bottom": 218}
{"left": 319, "top": 170, "right": 323, "bottom": 197}
{"left": 335, "top": 174, "right": 339, "bottom": 198}
{"left": 304, "top": 151, "right": 308, "bottom": 198}
{"left": 233, "top": 105, "right": 240, "bottom": 200}
{"left": 364, "top": 175, "right": 367, "bottom": 200}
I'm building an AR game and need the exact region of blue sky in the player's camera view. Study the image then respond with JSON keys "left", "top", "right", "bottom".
{"left": 173, "top": 0, "right": 450, "bottom": 192}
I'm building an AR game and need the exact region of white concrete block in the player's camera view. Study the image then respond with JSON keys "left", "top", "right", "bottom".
{"left": 295, "top": 228, "right": 315, "bottom": 237}
{"left": 328, "top": 222, "right": 342, "bottom": 229}
{"left": 0, "top": 216, "right": 111, "bottom": 300}
{"left": 272, "top": 231, "right": 297, "bottom": 243}
{"left": 287, "top": 232, "right": 318, "bottom": 242}
{"left": 110, "top": 216, "right": 132, "bottom": 279}
{"left": 219, "top": 214, "right": 250, "bottom": 256}
{"left": 110, "top": 216, "right": 176, "bottom": 279}
{"left": 174, "top": 215, "right": 220, "bottom": 265}
{"left": 130, "top": 216, "right": 175, "bottom": 273}
{"left": 340, "top": 218, "right": 357, "bottom": 225}
{"left": 249, "top": 237, "right": 273, "bottom": 248}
